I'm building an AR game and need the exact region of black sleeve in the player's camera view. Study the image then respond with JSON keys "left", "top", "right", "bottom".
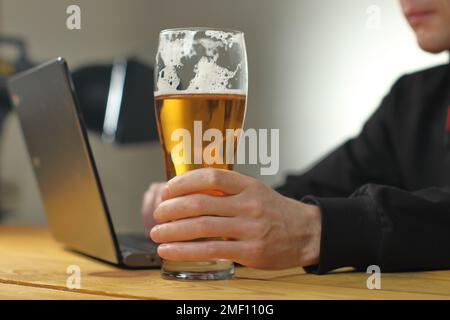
{"left": 276, "top": 76, "right": 450, "bottom": 273}
{"left": 302, "top": 185, "right": 450, "bottom": 274}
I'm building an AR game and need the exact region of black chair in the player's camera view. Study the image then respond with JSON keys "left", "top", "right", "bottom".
{"left": 72, "top": 57, "right": 159, "bottom": 144}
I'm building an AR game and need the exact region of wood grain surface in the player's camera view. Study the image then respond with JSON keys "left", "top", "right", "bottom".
{"left": 1, "top": 226, "right": 449, "bottom": 300}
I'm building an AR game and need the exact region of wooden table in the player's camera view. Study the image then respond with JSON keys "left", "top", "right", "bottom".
{"left": 1, "top": 226, "right": 450, "bottom": 300}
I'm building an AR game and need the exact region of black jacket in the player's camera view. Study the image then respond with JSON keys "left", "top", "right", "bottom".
{"left": 276, "top": 61, "right": 450, "bottom": 274}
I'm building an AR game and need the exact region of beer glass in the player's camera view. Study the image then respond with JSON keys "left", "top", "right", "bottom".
{"left": 154, "top": 28, "right": 248, "bottom": 280}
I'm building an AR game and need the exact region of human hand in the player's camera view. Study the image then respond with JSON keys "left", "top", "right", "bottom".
{"left": 148, "top": 168, "right": 321, "bottom": 270}
{"left": 141, "top": 182, "right": 166, "bottom": 235}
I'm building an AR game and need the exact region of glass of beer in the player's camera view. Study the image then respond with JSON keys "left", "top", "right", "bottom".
{"left": 154, "top": 28, "right": 247, "bottom": 280}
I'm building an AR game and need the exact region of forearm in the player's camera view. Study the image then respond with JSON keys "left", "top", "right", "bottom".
{"left": 296, "top": 200, "right": 322, "bottom": 267}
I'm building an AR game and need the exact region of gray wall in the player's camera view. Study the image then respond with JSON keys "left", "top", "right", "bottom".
{"left": 0, "top": 0, "right": 447, "bottom": 229}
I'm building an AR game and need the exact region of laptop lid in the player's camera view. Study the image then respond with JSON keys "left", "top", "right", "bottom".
{"left": 7, "top": 58, "right": 121, "bottom": 264}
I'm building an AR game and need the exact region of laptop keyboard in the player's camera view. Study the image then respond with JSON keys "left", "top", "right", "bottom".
{"left": 117, "top": 233, "right": 158, "bottom": 255}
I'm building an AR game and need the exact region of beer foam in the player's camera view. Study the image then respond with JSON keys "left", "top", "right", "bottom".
{"left": 187, "top": 57, "right": 241, "bottom": 92}
{"left": 204, "top": 30, "right": 239, "bottom": 48}
{"left": 155, "top": 29, "right": 247, "bottom": 97}
{"left": 154, "top": 88, "right": 247, "bottom": 97}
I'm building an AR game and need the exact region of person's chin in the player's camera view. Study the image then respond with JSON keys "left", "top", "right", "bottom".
{"left": 415, "top": 31, "right": 449, "bottom": 53}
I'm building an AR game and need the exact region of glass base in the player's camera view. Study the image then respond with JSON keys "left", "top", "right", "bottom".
{"left": 161, "top": 260, "right": 234, "bottom": 281}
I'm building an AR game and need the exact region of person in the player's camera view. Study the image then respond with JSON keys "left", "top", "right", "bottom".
{"left": 141, "top": 0, "right": 450, "bottom": 274}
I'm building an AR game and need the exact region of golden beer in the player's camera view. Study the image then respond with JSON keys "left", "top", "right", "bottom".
{"left": 154, "top": 93, "right": 246, "bottom": 277}
{"left": 155, "top": 93, "right": 246, "bottom": 179}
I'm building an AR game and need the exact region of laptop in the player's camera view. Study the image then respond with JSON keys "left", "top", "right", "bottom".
{"left": 7, "top": 57, "right": 161, "bottom": 268}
